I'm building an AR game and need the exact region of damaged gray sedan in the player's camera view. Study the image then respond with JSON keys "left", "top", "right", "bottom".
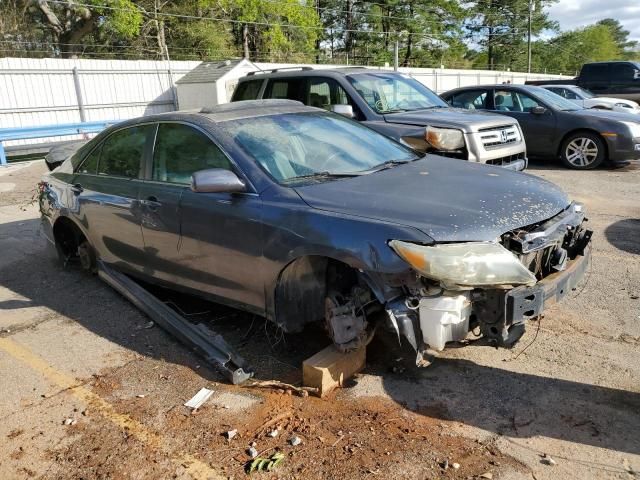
{"left": 40, "top": 100, "right": 592, "bottom": 363}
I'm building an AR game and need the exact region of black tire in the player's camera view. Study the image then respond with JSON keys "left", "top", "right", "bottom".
{"left": 560, "top": 132, "right": 605, "bottom": 170}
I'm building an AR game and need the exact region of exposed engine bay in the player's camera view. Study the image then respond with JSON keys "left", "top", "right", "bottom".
{"left": 324, "top": 203, "right": 592, "bottom": 364}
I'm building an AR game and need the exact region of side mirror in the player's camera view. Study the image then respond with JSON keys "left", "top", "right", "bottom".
{"left": 330, "top": 104, "right": 355, "bottom": 118}
{"left": 191, "top": 168, "right": 246, "bottom": 194}
{"left": 531, "top": 106, "right": 547, "bottom": 115}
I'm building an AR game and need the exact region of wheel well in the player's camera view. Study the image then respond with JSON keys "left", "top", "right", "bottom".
{"left": 53, "top": 217, "right": 86, "bottom": 259}
{"left": 274, "top": 256, "right": 363, "bottom": 333}
{"left": 557, "top": 129, "right": 608, "bottom": 159}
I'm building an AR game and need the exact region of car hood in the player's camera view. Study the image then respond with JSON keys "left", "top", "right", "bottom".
{"left": 294, "top": 157, "right": 570, "bottom": 242}
{"left": 383, "top": 108, "right": 517, "bottom": 133}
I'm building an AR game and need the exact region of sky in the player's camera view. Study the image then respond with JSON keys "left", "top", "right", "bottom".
{"left": 547, "top": 0, "right": 640, "bottom": 42}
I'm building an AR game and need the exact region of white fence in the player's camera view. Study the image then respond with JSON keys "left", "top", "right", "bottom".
{"left": 0, "top": 57, "right": 567, "bottom": 150}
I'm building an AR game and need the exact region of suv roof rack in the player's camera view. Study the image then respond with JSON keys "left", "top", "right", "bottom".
{"left": 247, "top": 66, "right": 314, "bottom": 76}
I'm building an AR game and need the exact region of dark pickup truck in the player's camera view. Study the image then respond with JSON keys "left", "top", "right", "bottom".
{"left": 527, "top": 61, "right": 640, "bottom": 102}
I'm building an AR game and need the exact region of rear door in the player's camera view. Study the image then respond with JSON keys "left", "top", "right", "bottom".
{"left": 71, "top": 124, "right": 153, "bottom": 271}
{"left": 490, "top": 89, "right": 556, "bottom": 157}
{"left": 139, "top": 122, "right": 265, "bottom": 311}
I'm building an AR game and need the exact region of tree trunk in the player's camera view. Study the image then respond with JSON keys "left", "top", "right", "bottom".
{"left": 402, "top": 34, "right": 412, "bottom": 66}
{"left": 344, "top": 0, "right": 353, "bottom": 55}
{"left": 242, "top": 23, "right": 249, "bottom": 59}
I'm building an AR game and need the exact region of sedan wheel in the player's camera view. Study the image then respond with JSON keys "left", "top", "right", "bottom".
{"left": 560, "top": 133, "right": 605, "bottom": 169}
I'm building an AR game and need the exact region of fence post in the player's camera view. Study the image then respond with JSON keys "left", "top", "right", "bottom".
{"left": 72, "top": 67, "right": 87, "bottom": 123}
{"left": 0, "top": 141, "right": 6, "bottom": 166}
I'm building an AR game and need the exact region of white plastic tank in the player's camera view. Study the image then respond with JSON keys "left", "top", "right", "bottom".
{"left": 419, "top": 292, "right": 471, "bottom": 351}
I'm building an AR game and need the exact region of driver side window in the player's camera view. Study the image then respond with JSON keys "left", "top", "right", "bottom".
{"left": 152, "top": 123, "right": 232, "bottom": 185}
{"left": 493, "top": 90, "right": 541, "bottom": 113}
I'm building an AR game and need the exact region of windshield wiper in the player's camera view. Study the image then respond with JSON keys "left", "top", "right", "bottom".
{"left": 282, "top": 171, "right": 365, "bottom": 183}
{"left": 369, "top": 159, "right": 413, "bottom": 172}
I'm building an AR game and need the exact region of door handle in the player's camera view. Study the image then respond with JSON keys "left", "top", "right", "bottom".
{"left": 70, "top": 183, "right": 83, "bottom": 194}
{"left": 140, "top": 196, "right": 162, "bottom": 210}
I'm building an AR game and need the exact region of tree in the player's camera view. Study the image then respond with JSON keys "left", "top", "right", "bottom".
{"left": 597, "top": 18, "right": 638, "bottom": 58}
{"left": 29, "top": 0, "right": 143, "bottom": 57}
{"left": 533, "top": 24, "right": 621, "bottom": 74}
{"left": 220, "top": 0, "right": 320, "bottom": 62}
{"left": 464, "top": 0, "right": 558, "bottom": 70}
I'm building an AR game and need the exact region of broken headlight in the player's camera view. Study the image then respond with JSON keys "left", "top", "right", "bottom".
{"left": 425, "top": 126, "right": 465, "bottom": 151}
{"left": 389, "top": 240, "right": 537, "bottom": 289}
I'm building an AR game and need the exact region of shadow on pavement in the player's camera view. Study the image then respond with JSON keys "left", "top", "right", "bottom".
{"left": 605, "top": 218, "right": 640, "bottom": 255}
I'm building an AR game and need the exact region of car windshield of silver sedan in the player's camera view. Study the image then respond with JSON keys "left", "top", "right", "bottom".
{"left": 533, "top": 87, "right": 582, "bottom": 111}
{"left": 222, "top": 112, "right": 419, "bottom": 184}
{"left": 573, "top": 86, "right": 596, "bottom": 99}
{"left": 348, "top": 73, "right": 448, "bottom": 114}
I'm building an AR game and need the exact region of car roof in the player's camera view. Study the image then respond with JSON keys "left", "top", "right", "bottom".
{"left": 106, "top": 100, "right": 318, "bottom": 129}
{"left": 443, "top": 84, "right": 546, "bottom": 94}
{"left": 538, "top": 84, "right": 577, "bottom": 88}
{"left": 238, "top": 66, "right": 399, "bottom": 81}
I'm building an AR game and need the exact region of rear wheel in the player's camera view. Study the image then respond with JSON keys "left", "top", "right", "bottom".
{"left": 560, "top": 132, "right": 605, "bottom": 169}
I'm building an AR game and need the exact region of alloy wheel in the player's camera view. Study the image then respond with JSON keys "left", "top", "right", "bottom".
{"left": 565, "top": 137, "right": 599, "bottom": 167}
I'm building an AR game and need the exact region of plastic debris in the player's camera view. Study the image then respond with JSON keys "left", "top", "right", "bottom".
{"left": 184, "top": 387, "right": 214, "bottom": 409}
{"left": 247, "top": 452, "right": 285, "bottom": 473}
{"left": 541, "top": 453, "right": 557, "bottom": 466}
{"left": 267, "top": 429, "right": 279, "bottom": 438}
{"left": 226, "top": 429, "right": 238, "bottom": 440}
{"left": 247, "top": 446, "right": 258, "bottom": 458}
{"left": 289, "top": 436, "right": 302, "bottom": 446}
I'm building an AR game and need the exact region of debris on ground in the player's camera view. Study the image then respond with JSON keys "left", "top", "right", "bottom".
{"left": 247, "top": 446, "right": 259, "bottom": 458}
{"left": 246, "top": 379, "right": 316, "bottom": 397}
{"left": 62, "top": 418, "right": 77, "bottom": 426}
{"left": 479, "top": 473, "right": 493, "bottom": 479}
{"left": 135, "top": 321, "right": 155, "bottom": 330}
{"left": 289, "top": 436, "right": 302, "bottom": 446}
{"left": 541, "top": 453, "right": 557, "bottom": 466}
{"left": 267, "top": 429, "right": 279, "bottom": 438}
{"left": 136, "top": 394, "right": 146, "bottom": 398}
{"left": 226, "top": 429, "right": 238, "bottom": 440}
{"left": 452, "top": 462, "right": 460, "bottom": 469}
{"left": 184, "top": 387, "right": 214, "bottom": 409}
{"left": 246, "top": 452, "right": 285, "bottom": 474}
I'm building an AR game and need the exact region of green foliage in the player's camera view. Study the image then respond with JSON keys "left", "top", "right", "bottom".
{"left": 533, "top": 25, "right": 622, "bottom": 74}
{"left": 0, "top": 0, "right": 636, "bottom": 71}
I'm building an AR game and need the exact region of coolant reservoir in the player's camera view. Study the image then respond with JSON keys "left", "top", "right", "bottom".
{"left": 419, "top": 292, "right": 471, "bottom": 351}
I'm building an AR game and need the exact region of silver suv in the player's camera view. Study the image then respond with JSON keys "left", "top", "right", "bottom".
{"left": 232, "top": 67, "right": 528, "bottom": 170}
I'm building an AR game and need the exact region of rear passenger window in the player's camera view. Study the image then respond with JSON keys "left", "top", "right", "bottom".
{"left": 152, "top": 123, "right": 232, "bottom": 185}
{"left": 98, "top": 125, "right": 151, "bottom": 178}
{"left": 264, "top": 79, "right": 305, "bottom": 102}
{"left": 612, "top": 63, "right": 637, "bottom": 82}
{"left": 307, "top": 77, "right": 351, "bottom": 109}
{"left": 448, "top": 90, "right": 487, "bottom": 109}
{"left": 78, "top": 145, "right": 101, "bottom": 174}
{"left": 232, "top": 80, "right": 263, "bottom": 101}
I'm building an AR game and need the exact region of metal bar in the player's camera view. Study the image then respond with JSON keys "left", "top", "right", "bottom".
{"left": 97, "top": 261, "right": 254, "bottom": 384}
{"left": 0, "top": 120, "right": 114, "bottom": 138}
{"left": 72, "top": 67, "right": 86, "bottom": 123}
{"left": 0, "top": 100, "right": 175, "bottom": 115}
{"left": 0, "top": 142, "right": 6, "bottom": 166}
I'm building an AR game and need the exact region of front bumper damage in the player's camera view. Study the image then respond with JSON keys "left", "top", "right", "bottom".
{"left": 385, "top": 203, "right": 592, "bottom": 361}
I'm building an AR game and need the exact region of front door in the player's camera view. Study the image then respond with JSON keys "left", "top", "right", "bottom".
{"left": 139, "top": 122, "right": 264, "bottom": 312}
{"left": 491, "top": 89, "right": 556, "bottom": 157}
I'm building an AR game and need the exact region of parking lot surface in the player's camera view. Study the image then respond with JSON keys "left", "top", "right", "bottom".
{"left": 1, "top": 159, "right": 639, "bottom": 479}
